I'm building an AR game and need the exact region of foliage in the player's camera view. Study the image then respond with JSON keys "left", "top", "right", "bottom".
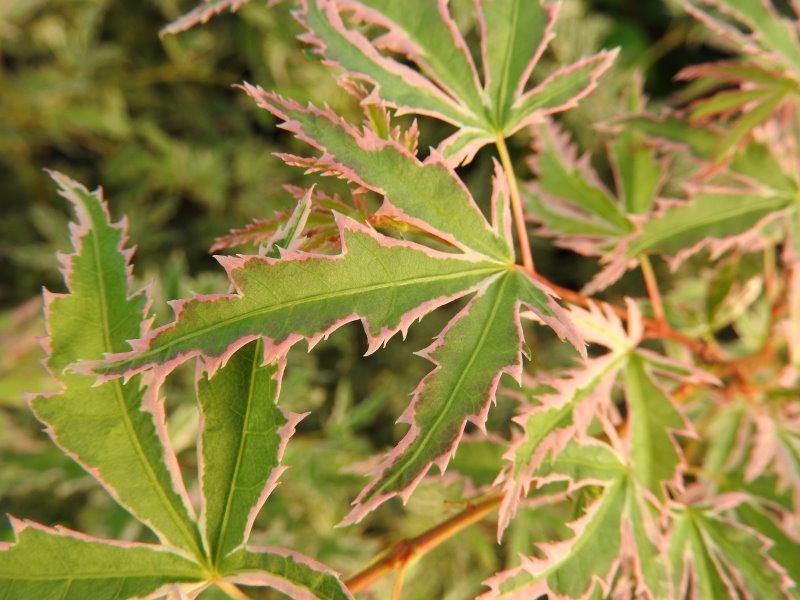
{"left": 2, "top": 0, "right": 800, "bottom": 599}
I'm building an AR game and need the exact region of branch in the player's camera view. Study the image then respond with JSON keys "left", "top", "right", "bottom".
{"left": 345, "top": 494, "right": 502, "bottom": 595}
{"left": 639, "top": 255, "right": 666, "bottom": 324}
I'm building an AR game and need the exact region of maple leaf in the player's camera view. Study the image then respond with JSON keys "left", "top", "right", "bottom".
{"left": 486, "top": 441, "right": 670, "bottom": 599}
{"left": 583, "top": 108, "right": 800, "bottom": 292}
{"left": 668, "top": 490, "right": 794, "bottom": 600}
{"left": 87, "top": 84, "right": 584, "bottom": 524}
{"left": 525, "top": 82, "right": 660, "bottom": 256}
{"left": 296, "top": 0, "right": 617, "bottom": 165}
{"left": 0, "top": 173, "right": 352, "bottom": 599}
{"left": 497, "top": 301, "right": 712, "bottom": 537}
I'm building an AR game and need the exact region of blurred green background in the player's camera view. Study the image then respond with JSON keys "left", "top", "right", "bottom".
{"left": 0, "top": 0, "right": 721, "bottom": 597}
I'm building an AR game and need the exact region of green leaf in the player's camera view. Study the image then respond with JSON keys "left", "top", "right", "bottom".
{"left": 487, "top": 476, "right": 627, "bottom": 599}
{"left": 669, "top": 509, "right": 733, "bottom": 599}
{"left": 345, "top": 271, "right": 555, "bottom": 523}
{"left": 0, "top": 522, "right": 204, "bottom": 599}
{"left": 298, "top": 0, "right": 475, "bottom": 128}
{"left": 625, "top": 190, "right": 794, "bottom": 259}
{"left": 31, "top": 172, "right": 203, "bottom": 556}
{"left": 221, "top": 548, "right": 353, "bottom": 600}
{"left": 626, "top": 481, "right": 670, "bottom": 598}
{"left": 541, "top": 439, "right": 626, "bottom": 482}
{"left": 96, "top": 219, "right": 504, "bottom": 378}
{"left": 624, "top": 115, "right": 797, "bottom": 194}
{"left": 623, "top": 354, "right": 686, "bottom": 499}
{"left": 736, "top": 503, "right": 800, "bottom": 593}
{"left": 688, "top": 87, "right": 774, "bottom": 122}
{"left": 687, "top": 0, "right": 800, "bottom": 76}
{"left": 610, "top": 81, "right": 662, "bottom": 215}
{"left": 498, "top": 303, "right": 637, "bottom": 533}
{"left": 5, "top": 174, "right": 356, "bottom": 600}
{"left": 243, "top": 87, "right": 512, "bottom": 261}
{"left": 481, "top": 0, "right": 554, "bottom": 127}
{"left": 670, "top": 505, "right": 792, "bottom": 600}
{"left": 298, "top": 0, "right": 616, "bottom": 164}
{"left": 198, "top": 339, "right": 298, "bottom": 565}
{"left": 531, "top": 120, "right": 632, "bottom": 234}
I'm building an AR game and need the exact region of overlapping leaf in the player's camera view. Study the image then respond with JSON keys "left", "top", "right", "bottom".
{"left": 684, "top": 0, "right": 800, "bottom": 77}
{"left": 1, "top": 173, "right": 352, "bottom": 599}
{"left": 497, "top": 301, "right": 708, "bottom": 535}
{"left": 486, "top": 441, "right": 669, "bottom": 599}
{"left": 575, "top": 111, "right": 800, "bottom": 292}
{"left": 668, "top": 494, "right": 793, "bottom": 600}
{"left": 297, "top": 0, "right": 617, "bottom": 165}
{"left": 89, "top": 88, "right": 582, "bottom": 523}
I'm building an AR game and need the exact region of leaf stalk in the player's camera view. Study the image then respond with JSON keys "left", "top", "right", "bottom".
{"left": 496, "top": 136, "right": 535, "bottom": 274}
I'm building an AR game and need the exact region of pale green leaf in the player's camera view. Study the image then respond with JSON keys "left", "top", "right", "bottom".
{"left": 487, "top": 477, "right": 627, "bottom": 599}
{"left": 736, "top": 503, "right": 800, "bottom": 595}
{"left": 540, "top": 439, "right": 626, "bottom": 482}
{"left": 31, "top": 172, "right": 203, "bottom": 556}
{"left": 626, "top": 190, "right": 794, "bottom": 259}
{"left": 625, "top": 115, "right": 797, "bottom": 193}
{"left": 0, "top": 523, "right": 204, "bottom": 599}
{"left": 626, "top": 482, "right": 669, "bottom": 598}
{"left": 611, "top": 81, "right": 662, "bottom": 215}
{"left": 671, "top": 506, "right": 792, "bottom": 600}
{"left": 499, "top": 303, "right": 636, "bottom": 534}
{"left": 531, "top": 121, "right": 632, "bottom": 233}
{"left": 623, "top": 354, "right": 686, "bottom": 499}
{"left": 688, "top": 0, "right": 800, "bottom": 75}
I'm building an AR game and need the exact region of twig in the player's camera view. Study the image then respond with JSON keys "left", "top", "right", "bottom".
{"left": 496, "top": 137, "right": 536, "bottom": 274}
{"left": 391, "top": 561, "right": 410, "bottom": 600}
{"left": 345, "top": 493, "right": 502, "bottom": 595}
{"left": 639, "top": 255, "right": 667, "bottom": 326}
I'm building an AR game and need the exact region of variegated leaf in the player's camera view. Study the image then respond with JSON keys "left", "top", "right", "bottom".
{"left": 30, "top": 172, "right": 203, "bottom": 557}
{"left": 343, "top": 269, "right": 568, "bottom": 523}
{"left": 669, "top": 498, "right": 793, "bottom": 600}
{"left": 94, "top": 217, "right": 505, "bottom": 379}
{"left": 198, "top": 339, "right": 302, "bottom": 564}
{"left": 6, "top": 174, "right": 354, "bottom": 600}
{"left": 0, "top": 521, "right": 203, "bottom": 600}
{"left": 487, "top": 441, "right": 670, "bottom": 599}
{"left": 297, "top": 0, "right": 616, "bottom": 165}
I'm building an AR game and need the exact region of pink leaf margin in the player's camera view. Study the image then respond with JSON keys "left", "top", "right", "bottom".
{"left": 87, "top": 213, "right": 496, "bottom": 385}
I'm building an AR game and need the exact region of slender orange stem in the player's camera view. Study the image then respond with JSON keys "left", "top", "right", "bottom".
{"left": 496, "top": 137, "right": 535, "bottom": 274}
{"left": 391, "top": 561, "right": 409, "bottom": 600}
{"left": 345, "top": 494, "right": 502, "bottom": 595}
{"left": 639, "top": 255, "right": 666, "bottom": 325}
